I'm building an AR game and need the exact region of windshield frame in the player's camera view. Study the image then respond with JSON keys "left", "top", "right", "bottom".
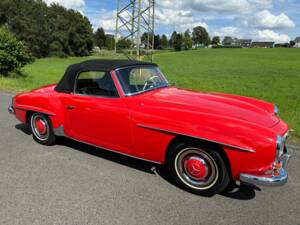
{"left": 114, "top": 65, "right": 170, "bottom": 97}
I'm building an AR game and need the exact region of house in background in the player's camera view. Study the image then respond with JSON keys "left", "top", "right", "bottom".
{"left": 238, "top": 39, "right": 252, "bottom": 48}
{"left": 251, "top": 42, "right": 275, "bottom": 48}
{"left": 230, "top": 38, "right": 252, "bottom": 47}
{"left": 295, "top": 37, "right": 300, "bottom": 48}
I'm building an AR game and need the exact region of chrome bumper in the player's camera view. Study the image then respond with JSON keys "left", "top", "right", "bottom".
{"left": 8, "top": 105, "right": 15, "bottom": 114}
{"left": 240, "top": 151, "right": 291, "bottom": 187}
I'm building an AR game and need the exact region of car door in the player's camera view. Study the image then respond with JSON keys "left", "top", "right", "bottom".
{"left": 64, "top": 70, "right": 132, "bottom": 154}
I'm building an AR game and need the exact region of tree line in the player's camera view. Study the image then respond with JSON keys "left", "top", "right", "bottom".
{"left": 0, "top": 0, "right": 94, "bottom": 58}
{"left": 95, "top": 26, "right": 220, "bottom": 52}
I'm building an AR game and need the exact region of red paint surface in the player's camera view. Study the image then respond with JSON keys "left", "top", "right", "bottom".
{"left": 11, "top": 70, "right": 289, "bottom": 181}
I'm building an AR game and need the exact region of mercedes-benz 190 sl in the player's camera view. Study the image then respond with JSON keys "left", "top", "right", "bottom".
{"left": 8, "top": 60, "right": 290, "bottom": 196}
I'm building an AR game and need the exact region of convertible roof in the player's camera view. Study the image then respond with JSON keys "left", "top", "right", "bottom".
{"left": 55, "top": 59, "right": 157, "bottom": 93}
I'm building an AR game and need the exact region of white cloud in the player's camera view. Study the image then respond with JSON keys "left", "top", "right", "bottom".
{"left": 43, "top": 0, "right": 85, "bottom": 9}
{"left": 248, "top": 10, "right": 295, "bottom": 29}
{"left": 89, "top": 9, "right": 116, "bottom": 33}
{"left": 157, "top": 0, "right": 273, "bottom": 14}
{"left": 156, "top": 9, "right": 208, "bottom": 32}
{"left": 213, "top": 27, "right": 241, "bottom": 38}
{"left": 256, "top": 29, "right": 290, "bottom": 43}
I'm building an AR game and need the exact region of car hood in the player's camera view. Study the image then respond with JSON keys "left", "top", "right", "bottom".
{"left": 142, "top": 87, "right": 279, "bottom": 128}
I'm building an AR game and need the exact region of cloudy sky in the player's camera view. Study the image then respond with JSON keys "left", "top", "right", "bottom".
{"left": 43, "top": 0, "right": 299, "bottom": 43}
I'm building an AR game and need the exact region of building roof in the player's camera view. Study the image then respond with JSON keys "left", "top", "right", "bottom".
{"left": 251, "top": 42, "right": 275, "bottom": 47}
{"left": 239, "top": 39, "right": 252, "bottom": 43}
{"left": 55, "top": 59, "right": 157, "bottom": 93}
{"left": 295, "top": 37, "right": 300, "bottom": 43}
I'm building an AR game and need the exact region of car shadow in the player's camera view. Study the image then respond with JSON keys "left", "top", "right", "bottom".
{"left": 15, "top": 123, "right": 259, "bottom": 200}
{"left": 57, "top": 137, "right": 157, "bottom": 175}
{"left": 155, "top": 166, "right": 259, "bottom": 200}
{"left": 15, "top": 123, "right": 32, "bottom": 135}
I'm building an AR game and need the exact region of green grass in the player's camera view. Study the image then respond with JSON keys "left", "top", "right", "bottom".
{"left": 1, "top": 48, "right": 300, "bottom": 140}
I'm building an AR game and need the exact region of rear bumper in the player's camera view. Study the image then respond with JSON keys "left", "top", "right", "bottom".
{"left": 8, "top": 105, "right": 15, "bottom": 115}
{"left": 240, "top": 150, "right": 291, "bottom": 187}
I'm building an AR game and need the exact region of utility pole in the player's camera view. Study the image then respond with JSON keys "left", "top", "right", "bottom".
{"left": 115, "top": 0, "right": 155, "bottom": 61}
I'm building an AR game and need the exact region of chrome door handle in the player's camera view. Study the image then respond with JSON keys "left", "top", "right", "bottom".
{"left": 67, "top": 105, "right": 76, "bottom": 110}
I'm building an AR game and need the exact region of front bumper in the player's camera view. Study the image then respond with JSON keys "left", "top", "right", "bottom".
{"left": 240, "top": 150, "right": 291, "bottom": 187}
{"left": 8, "top": 105, "right": 15, "bottom": 114}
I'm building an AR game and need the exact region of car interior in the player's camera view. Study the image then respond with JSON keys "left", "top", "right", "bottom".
{"left": 76, "top": 71, "right": 119, "bottom": 97}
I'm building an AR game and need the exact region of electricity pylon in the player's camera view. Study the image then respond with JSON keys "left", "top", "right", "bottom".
{"left": 114, "top": 0, "right": 155, "bottom": 61}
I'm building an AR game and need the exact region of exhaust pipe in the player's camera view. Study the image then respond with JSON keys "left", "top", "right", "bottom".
{"left": 8, "top": 106, "right": 15, "bottom": 114}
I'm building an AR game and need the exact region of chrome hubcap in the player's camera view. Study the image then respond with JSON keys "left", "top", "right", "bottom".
{"left": 175, "top": 148, "right": 219, "bottom": 190}
{"left": 31, "top": 114, "right": 49, "bottom": 141}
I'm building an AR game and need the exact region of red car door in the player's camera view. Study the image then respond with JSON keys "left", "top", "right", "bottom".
{"left": 64, "top": 71, "right": 132, "bottom": 154}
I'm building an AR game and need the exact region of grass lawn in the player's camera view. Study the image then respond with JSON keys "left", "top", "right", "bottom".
{"left": 1, "top": 48, "right": 300, "bottom": 140}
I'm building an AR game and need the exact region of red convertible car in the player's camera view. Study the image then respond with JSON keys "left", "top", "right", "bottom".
{"left": 9, "top": 60, "right": 290, "bottom": 195}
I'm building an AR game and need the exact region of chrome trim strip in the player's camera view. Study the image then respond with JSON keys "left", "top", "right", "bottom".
{"left": 240, "top": 150, "right": 290, "bottom": 187}
{"left": 65, "top": 135, "right": 162, "bottom": 165}
{"left": 274, "top": 105, "right": 279, "bottom": 115}
{"left": 136, "top": 124, "right": 256, "bottom": 153}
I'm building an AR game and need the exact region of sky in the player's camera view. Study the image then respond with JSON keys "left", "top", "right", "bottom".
{"left": 43, "top": 0, "right": 300, "bottom": 43}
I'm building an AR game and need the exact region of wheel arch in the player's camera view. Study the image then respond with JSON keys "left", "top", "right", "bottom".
{"left": 165, "top": 135, "right": 232, "bottom": 179}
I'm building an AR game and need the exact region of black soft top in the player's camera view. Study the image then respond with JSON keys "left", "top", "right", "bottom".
{"left": 55, "top": 59, "right": 157, "bottom": 93}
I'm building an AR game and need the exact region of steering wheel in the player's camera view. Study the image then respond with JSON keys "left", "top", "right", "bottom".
{"left": 142, "top": 75, "right": 159, "bottom": 91}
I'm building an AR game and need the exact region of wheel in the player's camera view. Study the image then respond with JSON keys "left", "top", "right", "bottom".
{"left": 167, "top": 142, "right": 230, "bottom": 196}
{"left": 30, "top": 112, "right": 56, "bottom": 145}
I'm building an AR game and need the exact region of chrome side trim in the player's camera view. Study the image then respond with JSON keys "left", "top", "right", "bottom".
{"left": 136, "top": 123, "right": 256, "bottom": 153}
{"left": 240, "top": 151, "right": 290, "bottom": 187}
{"left": 63, "top": 134, "right": 162, "bottom": 165}
{"left": 274, "top": 105, "right": 279, "bottom": 115}
{"left": 53, "top": 125, "right": 65, "bottom": 136}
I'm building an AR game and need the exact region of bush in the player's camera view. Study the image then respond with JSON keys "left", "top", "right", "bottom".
{"left": 0, "top": 27, "right": 33, "bottom": 76}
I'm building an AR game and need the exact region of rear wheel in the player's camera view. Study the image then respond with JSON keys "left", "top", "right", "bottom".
{"left": 167, "top": 142, "right": 230, "bottom": 196}
{"left": 30, "top": 113, "right": 56, "bottom": 145}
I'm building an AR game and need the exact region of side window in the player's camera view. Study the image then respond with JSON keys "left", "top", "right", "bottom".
{"left": 75, "top": 71, "right": 119, "bottom": 98}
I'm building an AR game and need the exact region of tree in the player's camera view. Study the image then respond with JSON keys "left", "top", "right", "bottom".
{"left": 154, "top": 34, "right": 161, "bottom": 49}
{"left": 117, "top": 38, "right": 131, "bottom": 49}
{"left": 141, "top": 32, "right": 160, "bottom": 49}
{"left": 184, "top": 29, "right": 191, "bottom": 38}
{"left": 0, "top": 0, "right": 94, "bottom": 57}
{"left": 222, "top": 36, "right": 233, "bottom": 46}
{"left": 141, "top": 32, "right": 149, "bottom": 48}
{"left": 160, "top": 34, "right": 168, "bottom": 49}
{"left": 173, "top": 33, "right": 183, "bottom": 51}
{"left": 105, "top": 35, "right": 115, "bottom": 50}
{"left": 192, "top": 26, "right": 210, "bottom": 46}
{"left": 94, "top": 27, "right": 106, "bottom": 48}
{"left": 0, "top": 26, "right": 33, "bottom": 76}
{"left": 183, "top": 29, "right": 192, "bottom": 50}
{"left": 169, "top": 31, "right": 177, "bottom": 48}
{"left": 211, "top": 36, "right": 220, "bottom": 45}
{"left": 290, "top": 40, "right": 295, "bottom": 47}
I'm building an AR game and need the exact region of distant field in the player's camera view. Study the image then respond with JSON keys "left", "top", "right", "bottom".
{"left": 1, "top": 48, "right": 300, "bottom": 140}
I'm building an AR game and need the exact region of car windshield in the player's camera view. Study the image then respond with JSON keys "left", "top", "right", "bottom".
{"left": 115, "top": 66, "right": 169, "bottom": 96}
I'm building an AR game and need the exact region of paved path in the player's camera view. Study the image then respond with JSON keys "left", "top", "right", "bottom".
{"left": 0, "top": 93, "right": 299, "bottom": 225}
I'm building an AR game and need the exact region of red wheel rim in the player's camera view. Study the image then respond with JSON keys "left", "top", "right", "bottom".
{"left": 184, "top": 156, "right": 209, "bottom": 180}
{"left": 175, "top": 148, "right": 219, "bottom": 190}
{"left": 31, "top": 114, "right": 49, "bottom": 141}
{"left": 35, "top": 118, "right": 47, "bottom": 135}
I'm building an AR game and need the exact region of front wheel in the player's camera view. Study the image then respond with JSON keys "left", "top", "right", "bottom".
{"left": 167, "top": 142, "right": 230, "bottom": 196}
{"left": 30, "top": 112, "right": 56, "bottom": 145}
